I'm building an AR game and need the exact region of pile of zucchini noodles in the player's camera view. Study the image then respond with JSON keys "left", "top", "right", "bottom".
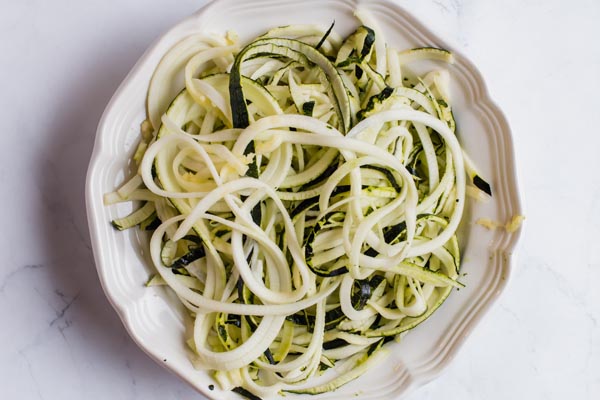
{"left": 106, "top": 8, "right": 491, "bottom": 398}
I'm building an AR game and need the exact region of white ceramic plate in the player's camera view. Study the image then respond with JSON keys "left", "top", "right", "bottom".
{"left": 86, "top": 0, "right": 523, "bottom": 398}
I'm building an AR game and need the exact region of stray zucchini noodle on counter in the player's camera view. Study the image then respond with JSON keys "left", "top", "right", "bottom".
{"left": 476, "top": 215, "right": 525, "bottom": 233}
{"left": 104, "top": 8, "right": 493, "bottom": 398}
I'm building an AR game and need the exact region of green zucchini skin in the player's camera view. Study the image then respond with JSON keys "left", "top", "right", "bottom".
{"left": 473, "top": 175, "right": 492, "bottom": 196}
{"left": 229, "top": 37, "right": 352, "bottom": 133}
{"left": 232, "top": 387, "right": 263, "bottom": 400}
{"left": 111, "top": 202, "right": 156, "bottom": 231}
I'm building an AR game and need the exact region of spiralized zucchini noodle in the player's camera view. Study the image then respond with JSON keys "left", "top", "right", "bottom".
{"left": 105, "top": 8, "right": 492, "bottom": 398}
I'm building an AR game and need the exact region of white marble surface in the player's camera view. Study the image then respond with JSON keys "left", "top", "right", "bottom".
{"left": 0, "top": 0, "right": 598, "bottom": 399}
